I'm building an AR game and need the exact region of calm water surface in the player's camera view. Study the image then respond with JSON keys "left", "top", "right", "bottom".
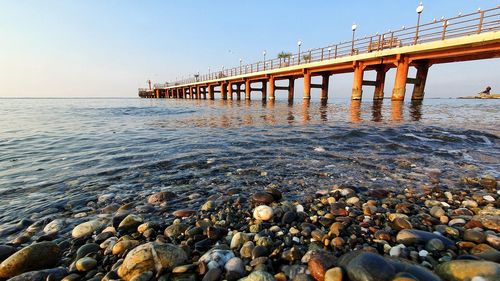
{"left": 0, "top": 98, "right": 498, "bottom": 241}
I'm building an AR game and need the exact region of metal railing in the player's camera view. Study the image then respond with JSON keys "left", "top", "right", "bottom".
{"left": 168, "top": 6, "right": 500, "bottom": 87}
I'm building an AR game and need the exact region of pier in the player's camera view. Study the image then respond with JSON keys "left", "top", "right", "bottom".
{"left": 141, "top": 6, "right": 500, "bottom": 102}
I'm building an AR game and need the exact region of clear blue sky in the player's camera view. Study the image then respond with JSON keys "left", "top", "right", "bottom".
{"left": 0, "top": 0, "right": 498, "bottom": 98}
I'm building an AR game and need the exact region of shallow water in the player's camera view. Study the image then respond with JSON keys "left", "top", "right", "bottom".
{"left": 0, "top": 97, "right": 498, "bottom": 241}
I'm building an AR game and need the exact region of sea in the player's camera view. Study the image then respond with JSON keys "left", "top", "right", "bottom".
{"left": 0, "top": 97, "right": 498, "bottom": 242}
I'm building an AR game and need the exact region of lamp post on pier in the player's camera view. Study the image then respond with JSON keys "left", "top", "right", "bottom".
{"left": 297, "top": 40, "right": 302, "bottom": 64}
{"left": 239, "top": 58, "right": 243, "bottom": 73}
{"left": 262, "top": 50, "right": 267, "bottom": 70}
{"left": 415, "top": 2, "right": 424, "bottom": 44}
{"left": 351, "top": 23, "right": 357, "bottom": 55}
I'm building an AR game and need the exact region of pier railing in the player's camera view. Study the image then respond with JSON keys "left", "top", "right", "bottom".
{"left": 169, "top": 6, "right": 500, "bottom": 86}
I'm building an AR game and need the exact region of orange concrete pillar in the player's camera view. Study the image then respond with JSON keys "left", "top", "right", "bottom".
{"left": 352, "top": 62, "right": 364, "bottom": 100}
{"left": 349, "top": 100, "right": 362, "bottom": 122}
{"left": 411, "top": 61, "right": 430, "bottom": 100}
{"left": 245, "top": 80, "right": 251, "bottom": 100}
{"left": 374, "top": 66, "right": 388, "bottom": 100}
{"left": 320, "top": 74, "right": 329, "bottom": 101}
{"left": 196, "top": 85, "right": 201, "bottom": 99}
{"left": 208, "top": 85, "right": 214, "bottom": 100}
{"left": 221, "top": 83, "right": 227, "bottom": 100}
{"left": 288, "top": 78, "right": 295, "bottom": 101}
{"left": 391, "top": 100, "right": 404, "bottom": 122}
{"left": 261, "top": 80, "right": 267, "bottom": 101}
{"left": 236, "top": 84, "right": 241, "bottom": 100}
{"left": 155, "top": 89, "right": 160, "bottom": 99}
{"left": 303, "top": 72, "right": 311, "bottom": 100}
{"left": 228, "top": 82, "right": 234, "bottom": 100}
{"left": 392, "top": 55, "right": 410, "bottom": 101}
{"left": 269, "top": 76, "right": 275, "bottom": 101}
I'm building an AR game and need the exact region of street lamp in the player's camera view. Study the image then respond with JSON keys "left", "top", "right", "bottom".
{"left": 240, "top": 58, "right": 243, "bottom": 73}
{"left": 263, "top": 51, "right": 266, "bottom": 70}
{"left": 328, "top": 47, "right": 332, "bottom": 59}
{"left": 351, "top": 23, "right": 357, "bottom": 55}
{"left": 297, "top": 40, "right": 302, "bottom": 64}
{"left": 415, "top": 2, "right": 424, "bottom": 44}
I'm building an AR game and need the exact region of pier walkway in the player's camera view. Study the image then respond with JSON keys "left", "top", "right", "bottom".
{"left": 141, "top": 6, "right": 500, "bottom": 102}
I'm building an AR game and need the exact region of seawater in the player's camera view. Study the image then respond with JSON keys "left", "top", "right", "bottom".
{"left": 0, "top": 98, "right": 498, "bottom": 242}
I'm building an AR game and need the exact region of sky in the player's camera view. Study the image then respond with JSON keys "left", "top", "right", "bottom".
{"left": 0, "top": 0, "right": 498, "bottom": 98}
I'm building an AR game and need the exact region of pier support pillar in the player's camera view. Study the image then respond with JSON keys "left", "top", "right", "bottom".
{"left": 352, "top": 62, "right": 364, "bottom": 100}
{"left": 303, "top": 71, "right": 311, "bottom": 100}
{"left": 320, "top": 74, "right": 329, "bottom": 101}
{"left": 208, "top": 85, "right": 214, "bottom": 100}
{"left": 288, "top": 78, "right": 295, "bottom": 101}
{"left": 203, "top": 87, "right": 207, "bottom": 99}
{"left": 374, "top": 66, "right": 388, "bottom": 100}
{"left": 228, "top": 82, "right": 234, "bottom": 100}
{"left": 155, "top": 89, "right": 160, "bottom": 99}
{"left": 221, "top": 83, "right": 227, "bottom": 100}
{"left": 236, "top": 84, "right": 241, "bottom": 100}
{"left": 245, "top": 80, "right": 251, "bottom": 100}
{"left": 262, "top": 80, "right": 267, "bottom": 101}
{"left": 196, "top": 85, "right": 201, "bottom": 99}
{"left": 411, "top": 61, "right": 430, "bottom": 100}
{"left": 269, "top": 76, "right": 275, "bottom": 101}
{"left": 392, "top": 55, "right": 410, "bottom": 101}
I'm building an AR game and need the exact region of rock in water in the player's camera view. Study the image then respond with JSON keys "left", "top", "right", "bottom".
{"left": 72, "top": 219, "right": 107, "bottom": 239}
{"left": 0, "top": 245, "right": 16, "bottom": 263}
{"left": 118, "top": 214, "right": 143, "bottom": 232}
{"left": 147, "top": 191, "right": 176, "bottom": 204}
{"left": 396, "top": 229, "right": 454, "bottom": 248}
{"left": 253, "top": 206, "right": 273, "bottom": 221}
{"left": 0, "top": 242, "right": 60, "bottom": 279}
{"left": 308, "top": 250, "right": 337, "bottom": 281}
{"left": 435, "top": 260, "right": 500, "bottom": 281}
{"left": 7, "top": 267, "right": 67, "bottom": 281}
{"left": 344, "top": 252, "right": 396, "bottom": 281}
{"left": 117, "top": 242, "right": 187, "bottom": 281}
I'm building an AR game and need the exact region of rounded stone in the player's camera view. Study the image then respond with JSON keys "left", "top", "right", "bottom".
{"left": 239, "top": 270, "right": 275, "bottom": 281}
{"left": 173, "top": 209, "right": 196, "bottom": 218}
{"left": 76, "top": 257, "right": 97, "bottom": 271}
{"left": 164, "top": 223, "right": 189, "bottom": 238}
{"left": 345, "top": 252, "right": 396, "bottom": 281}
{"left": 253, "top": 205, "right": 273, "bottom": 221}
{"left": 435, "top": 260, "right": 500, "bottom": 281}
{"left": 76, "top": 243, "right": 100, "bottom": 260}
{"left": 72, "top": 219, "right": 108, "bottom": 239}
{"left": 147, "top": 191, "right": 176, "bottom": 205}
{"left": 112, "top": 240, "right": 140, "bottom": 255}
{"left": 324, "top": 267, "right": 343, "bottom": 281}
{"left": 118, "top": 214, "right": 143, "bottom": 232}
{"left": 430, "top": 206, "right": 445, "bottom": 218}
{"left": 224, "top": 257, "right": 245, "bottom": 279}
{"left": 308, "top": 250, "right": 337, "bottom": 281}
{"left": 117, "top": 242, "right": 187, "bottom": 281}
{"left": 0, "top": 242, "right": 61, "bottom": 279}
{"left": 392, "top": 217, "right": 413, "bottom": 230}
{"left": 0, "top": 245, "right": 16, "bottom": 263}
{"left": 252, "top": 192, "right": 275, "bottom": 205}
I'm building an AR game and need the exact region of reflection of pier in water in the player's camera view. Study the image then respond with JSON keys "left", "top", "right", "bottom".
{"left": 160, "top": 100, "right": 423, "bottom": 128}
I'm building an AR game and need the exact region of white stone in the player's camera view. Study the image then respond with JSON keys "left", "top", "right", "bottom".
{"left": 72, "top": 219, "right": 107, "bottom": 239}
{"left": 253, "top": 205, "right": 273, "bottom": 221}
{"left": 449, "top": 218, "right": 466, "bottom": 226}
{"left": 419, "top": 250, "right": 429, "bottom": 257}
{"left": 483, "top": 195, "right": 495, "bottom": 202}
{"left": 389, "top": 244, "right": 406, "bottom": 257}
{"left": 296, "top": 204, "right": 304, "bottom": 213}
{"left": 43, "top": 219, "right": 66, "bottom": 234}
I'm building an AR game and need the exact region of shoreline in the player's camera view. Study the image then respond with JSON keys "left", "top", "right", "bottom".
{"left": 0, "top": 173, "right": 498, "bottom": 281}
